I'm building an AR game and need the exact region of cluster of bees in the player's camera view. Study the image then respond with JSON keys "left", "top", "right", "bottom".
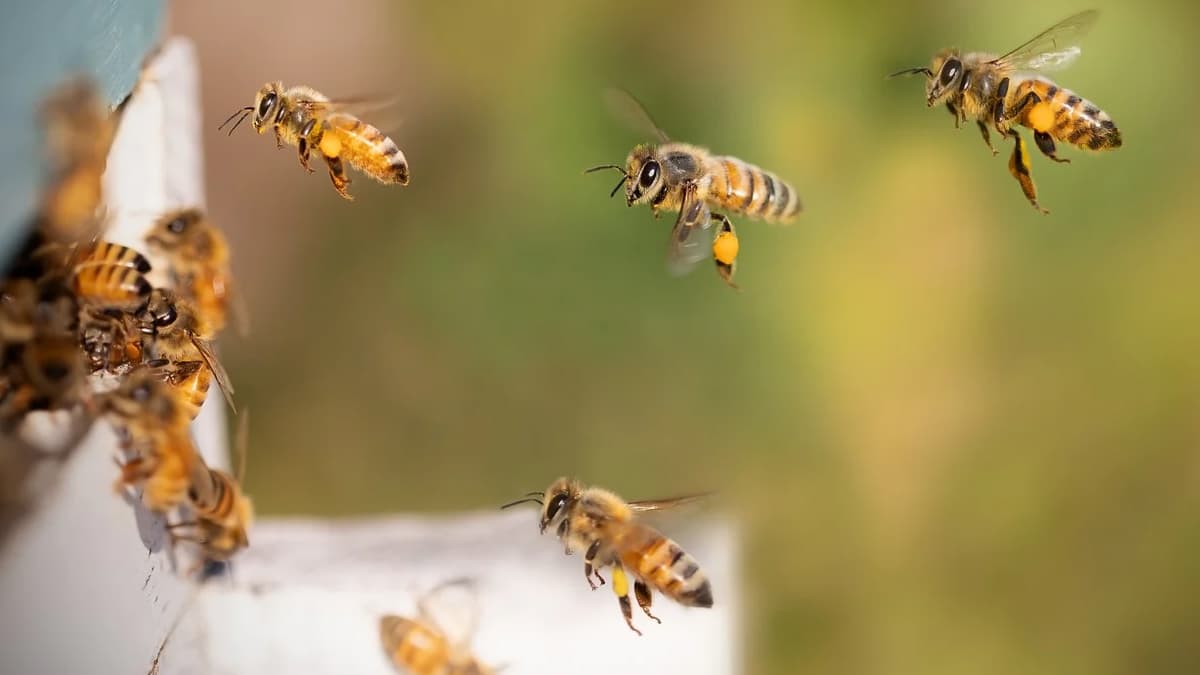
{"left": 0, "top": 78, "right": 251, "bottom": 568}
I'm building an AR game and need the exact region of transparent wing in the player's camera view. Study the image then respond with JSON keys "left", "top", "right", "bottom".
{"left": 666, "top": 184, "right": 714, "bottom": 277}
{"left": 628, "top": 492, "right": 714, "bottom": 513}
{"left": 989, "top": 10, "right": 1099, "bottom": 72}
{"left": 294, "top": 94, "right": 407, "bottom": 132}
{"left": 604, "top": 88, "right": 671, "bottom": 143}
{"left": 418, "top": 578, "right": 479, "bottom": 649}
{"left": 190, "top": 335, "right": 236, "bottom": 413}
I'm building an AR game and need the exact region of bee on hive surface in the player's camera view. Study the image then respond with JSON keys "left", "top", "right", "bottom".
{"left": 587, "top": 89, "right": 801, "bottom": 289}
{"left": 145, "top": 207, "right": 243, "bottom": 336}
{"left": 891, "top": 10, "right": 1122, "bottom": 213}
{"left": 503, "top": 477, "right": 713, "bottom": 635}
{"left": 220, "top": 82, "right": 409, "bottom": 200}
{"left": 139, "top": 288, "right": 235, "bottom": 419}
{"left": 379, "top": 578, "right": 496, "bottom": 675}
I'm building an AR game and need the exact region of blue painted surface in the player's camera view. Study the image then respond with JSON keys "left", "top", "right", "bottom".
{"left": 0, "top": 0, "right": 164, "bottom": 261}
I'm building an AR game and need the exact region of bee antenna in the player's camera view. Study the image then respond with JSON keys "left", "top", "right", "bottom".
{"left": 888, "top": 67, "right": 933, "bottom": 79}
{"left": 500, "top": 497, "right": 543, "bottom": 510}
{"left": 584, "top": 163, "right": 626, "bottom": 175}
{"left": 218, "top": 106, "right": 253, "bottom": 135}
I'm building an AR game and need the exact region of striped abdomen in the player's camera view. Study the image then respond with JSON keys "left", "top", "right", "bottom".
{"left": 191, "top": 468, "right": 240, "bottom": 524}
{"left": 1015, "top": 78, "right": 1122, "bottom": 151}
{"left": 618, "top": 524, "right": 713, "bottom": 608}
{"left": 79, "top": 241, "right": 152, "bottom": 271}
{"left": 380, "top": 616, "right": 451, "bottom": 675}
{"left": 170, "top": 364, "right": 212, "bottom": 420}
{"left": 71, "top": 263, "right": 151, "bottom": 311}
{"left": 707, "top": 156, "right": 801, "bottom": 223}
{"left": 321, "top": 113, "right": 409, "bottom": 185}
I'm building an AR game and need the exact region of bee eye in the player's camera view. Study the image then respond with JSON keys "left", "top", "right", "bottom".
{"left": 939, "top": 59, "right": 961, "bottom": 86}
{"left": 167, "top": 218, "right": 187, "bottom": 234}
{"left": 638, "top": 161, "right": 660, "bottom": 189}
{"left": 155, "top": 305, "right": 178, "bottom": 328}
{"left": 257, "top": 92, "right": 276, "bottom": 120}
{"left": 132, "top": 384, "right": 150, "bottom": 402}
{"left": 546, "top": 494, "right": 568, "bottom": 521}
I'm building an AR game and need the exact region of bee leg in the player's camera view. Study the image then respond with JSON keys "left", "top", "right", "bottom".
{"left": 611, "top": 566, "right": 642, "bottom": 636}
{"left": 945, "top": 102, "right": 961, "bottom": 129}
{"left": 634, "top": 580, "right": 662, "bottom": 624}
{"left": 1006, "top": 131, "right": 1049, "bottom": 214}
{"left": 711, "top": 214, "right": 739, "bottom": 290}
{"left": 976, "top": 121, "right": 998, "bottom": 156}
{"left": 584, "top": 540, "right": 605, "bottom": 589}
{"left": 324, "top": 156, "right": 354, "bottom": 201}
{"left": 297, "top": 140, "right": 315, "bottom": 173}
{"left": 1033, "top": 131, "right": 1071, "bottom": 164}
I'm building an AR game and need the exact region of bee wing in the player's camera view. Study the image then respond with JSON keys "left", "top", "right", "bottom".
{"left": 988, "top": 10, "right": 1099, "bottom": 72}
{"left": 603, "top": 88, "right": 671, "bottom": 143}
{"left": 665, "top": 184, "right": 714, "bottom": 277}
{"left": 628, "top": 492, "right": 715, "bottom": 512}
{"left": 296, "top": 94, "right": 406, "bottom": 133}
{"left": 417, "top": 578, "right": 479, "bottom": 648}
{"left": 189, "top": 334, "right": 236, "bottom": 413}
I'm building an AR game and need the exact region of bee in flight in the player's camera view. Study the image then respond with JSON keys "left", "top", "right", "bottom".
{"left": 891, "top": 9, "right": 1122, "bottom": 213}
{"left": 587, "top": 90, "right": 801, "bottom": 289}
{"left": 379, "top": 578, "right": 496, "bottom": 675}
{"left": 220, "top": 82, "right": 409, "bottom": 200}
{"left": 503, "top": 477, "right": 713, "bottom": 635}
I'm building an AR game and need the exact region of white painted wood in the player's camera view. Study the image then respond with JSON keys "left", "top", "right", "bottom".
{"left": 0, "top": 37, "right": 223, "bottom": 675}
{"left": 163, "top": 512, "right": 739, "bottom": 675}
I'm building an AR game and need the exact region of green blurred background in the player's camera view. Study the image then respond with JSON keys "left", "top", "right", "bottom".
{"left": 177, "top": 1, "right": 1199, "bottom": 672}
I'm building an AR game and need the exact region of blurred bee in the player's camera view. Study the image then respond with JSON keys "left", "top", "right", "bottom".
{"left": 145, "top": 207, "right": 243, "bottom": 336}
{"left": 220, "top": 82, "right": 409, "bottom": 200}
{"left": 891, "top": 10, "right": 1122, "bottom": 213}
{"left": 587, "top": 90, "right": 801, "bottom": 289}
{"left": 140, "top": 289, "right": 236, "bottom": 419}
{"left": 170, "top": 411, "right": 253, "bottom": 562}
{"left": 101, "top": 370, "right": 212, "bottom": 513}
{"left": 35, "top": 77, "right": 115, "bottom": 244}
{"left": 503, "top": 477, "right": 713, "bottom": 635}
{"left": 0, "top": 280, "right": 87, "bottom": 427}
{"left": 380, "top": 578, "right": 495, "bottom": 675}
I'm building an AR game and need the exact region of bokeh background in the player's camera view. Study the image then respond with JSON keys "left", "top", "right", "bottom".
{"left": 174, "top": 1, "right": 1200, "bottom": 673}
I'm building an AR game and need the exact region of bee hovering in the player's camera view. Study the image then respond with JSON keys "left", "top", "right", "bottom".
{"left": 220, "top": 82, "right": 409, "bottom": 200}
{"left": 891, "top": 10, "right": 1122, "bottom": 213}
{"left": 379, "top": 578, "right": 497, "bottom": 675}
{"left": 503, "top": 477, "right": 713, "bottom": 635}
{"left": 587, "top": 90, "right": 801, "bottom": 289}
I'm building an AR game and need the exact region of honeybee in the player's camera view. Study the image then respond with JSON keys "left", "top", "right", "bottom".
{"left": 0, "top": 280, "right": 87, "bottom": 426}
{"left": 503, "top": 477, "right": 713, "bottom": 635}
{"left": 140, "top": 289, "right": 235, "bottom": 418}
{"left": 171, "top": 410, "right": 253, "bottom": 562}
{"left": 35, "top": 78, "right": 115, "bottom": 244}
{"left": 145, "top": 208, "right": 241, "bottom": 336}
{"left": 220, "top": 82, "right": 409, "bottom": 200}
{"left": 101, "top": 370, "right": 211, "bottom": 513}
{"left": 587, "top": 90, "right": 801, "bottom": 289}
{"left": 891, "top": 10, "right": 1122, "bottom": 213}
{"left": 379, "top": 578, "right": 495, "bottom": 675}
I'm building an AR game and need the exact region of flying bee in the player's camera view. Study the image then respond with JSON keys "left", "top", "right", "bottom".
{"left": 220, "top": 82, "right": 409, "bottom": 200}
{"left": 145, "top": 207, "right": 243, "bottom": 336}
{"left": 891, "top": 10, "right": 1122, "bottom": 213}
{"left": 35, "top": 77, "right": 115, "bottom": 244}
{"left": 587, "top": 89, "right": 801, "bottom": 289}
{"left": 101, "top": 370, "right": 212, "bottom": 513}
{"left": 503, "top": 477, "right": 714, "bottom": 635}
{"left": 379, "top": 578, "right": 496, "bottom": 675}
{"left": 140, "top": 288, "right": 235, "bottom": 418}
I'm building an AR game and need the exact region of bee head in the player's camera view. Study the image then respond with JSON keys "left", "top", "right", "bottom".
{"left": 925, "top": 50, "right": 964, "bottom": 107}
{"left": 147, "top": 208, "right": 204, "bottom": 251}
{"left": 250, "top": 82, "right": 284, "bottom": 134}
{"left": 624, "top": 145, "right": 662, "bottom": 206}
{"left": 537, "top": 477, "right": 579, "bottom": 535}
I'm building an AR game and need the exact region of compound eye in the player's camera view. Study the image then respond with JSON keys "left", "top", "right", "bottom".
{"left": 939, "top": 59, "right": 961, "bottom": 86}
{"left": 638, "top": 160, "right": 660, "bottom": 189}
{"left": 167, "top": 217, "right": 187, "bottom": 234}
{"left": 132, "top": 384, "right": 151, "bottom": 402}
{"left": 154, "top": 305, "right": 178, "bottom": 328}
{"left": 545, "top": 493, "right": 568, "bottom": 522}
{"left": 257, "top": 92, "right": 276, "bottom": 120}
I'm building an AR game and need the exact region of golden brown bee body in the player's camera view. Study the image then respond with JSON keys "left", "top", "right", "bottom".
{"left": 505, "top": 477, "right": 713, "bottom": 635}
{"left": 223, "top": 82, "right": 409, "bottom": 200}
{"left": 36, "top": 79, "right": 115, "bottom": 243}
{"left": 893, "top": 10, "right": 1121, "bottom": 212}
{"left": 590, "top": 91, "right": 800, "bottom": 288}
{"left": 379, "top": 616, "right": 493, "bottom": 675}
{"left": 186, "top": 467, "right": 253, "bottom": 556}
{"left": 145, "top": 208, "right": 236, "bottom": 335}
{"left": 70, "top": 263, "right": 152, "bottom": 314}
{"left": 140, "top": 289, "right": 235, "bottom": 417}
